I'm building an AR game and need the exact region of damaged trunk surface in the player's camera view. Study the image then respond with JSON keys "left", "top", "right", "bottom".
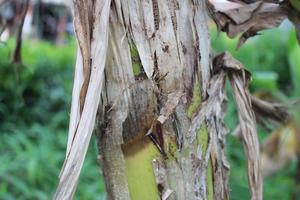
{"left": 97, "top": 1, "right": 219, "bottom": 199}
{"left": 55, "top": 0, "right": 263, "bottom": 200}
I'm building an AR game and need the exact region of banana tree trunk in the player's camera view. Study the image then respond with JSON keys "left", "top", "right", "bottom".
{"left": 48, "top": 0, "right": 288, "bottom": 199}
{"left": 95, "top": 1, "right": 228, "bottom": 199}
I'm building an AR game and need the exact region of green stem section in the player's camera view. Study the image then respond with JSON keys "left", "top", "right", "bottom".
{"left": 123, "top": 139, "right": 160, "bottom": 200}
{"left": 121, "top": 45, "right": 161, "bottom": 200}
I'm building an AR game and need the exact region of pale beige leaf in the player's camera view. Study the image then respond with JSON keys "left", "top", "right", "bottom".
{"left": 54, "top": 0, "right": 111, "bottom": 199}
{"left": 208, "top": 0, "right": 244, "bottom": 12}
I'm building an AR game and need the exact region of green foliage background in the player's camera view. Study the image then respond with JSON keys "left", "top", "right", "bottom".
{"left": 0, "top": 39, "right": 105, "bottom": 199}
{"left": 0, "top": 27, "right": 299, "bottom": 199}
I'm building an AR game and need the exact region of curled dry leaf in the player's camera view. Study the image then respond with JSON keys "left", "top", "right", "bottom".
{"left": 213, "top": 52, "right": 262, "bottom": 200}
{"left": 190, "top": 51, "right": 264, "bottom": 200}
{"left": 207, "top": 0, "right": 300, "bottom": 48}
{"left": 251, "top": 95, "right": 289, "bottom": 124}
{"left": 233, "top": 95, "right": 290, "bottom": 139}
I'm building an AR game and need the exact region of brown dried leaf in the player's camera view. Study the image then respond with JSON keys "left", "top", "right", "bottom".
{"left": 190, "top": 51, "right": 268, "bottom": 199}
{"left": 208, "top": 0, "right": 299, "bottom": 48}
{"left": 233, "top": 96, "right": 289, "bottom": 139}
{"left": 213, "top": 52, "right": 262, "bottom": 200}
{"left": 251, "top": 95, "right": 289, "bottom": 124}
{"left": 225, "top": 1, "right": 261, "bottom": 24}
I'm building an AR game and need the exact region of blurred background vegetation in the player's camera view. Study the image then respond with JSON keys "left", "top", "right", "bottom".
{"left": 0, "top": 39, "right": 106, "bottom": 199}
{"left": 1, "top": 1, "right": 300, "bottom": 199}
